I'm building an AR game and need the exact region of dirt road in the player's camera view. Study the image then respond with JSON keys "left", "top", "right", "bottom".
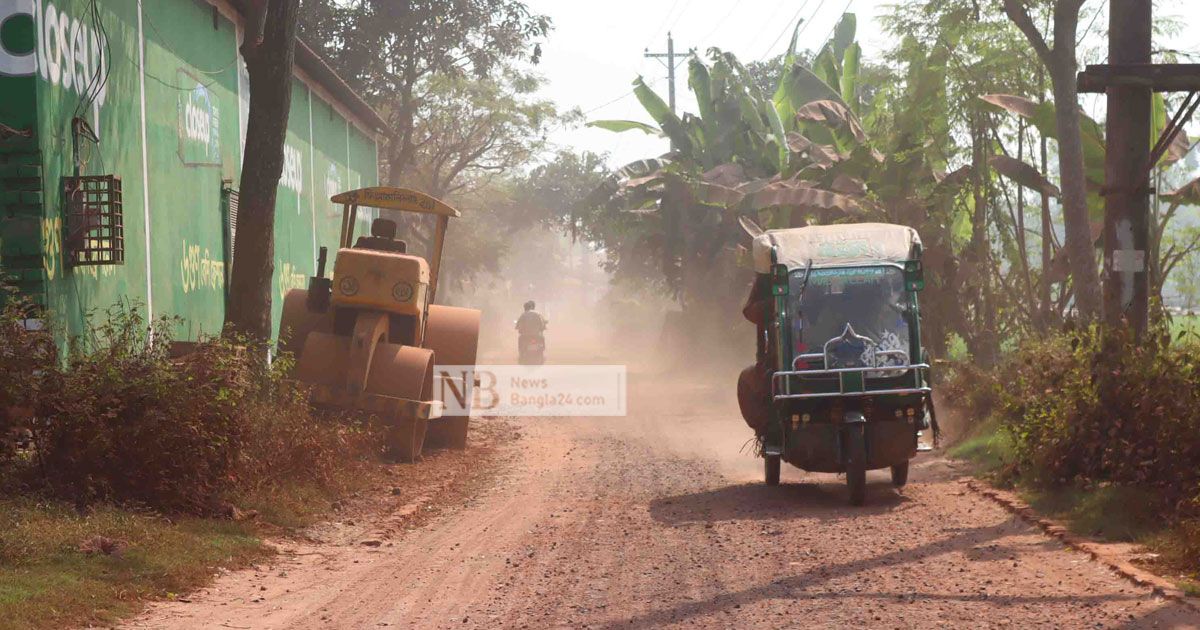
{"left": 125, "top": 375, "right": 1200, "bottom": 629}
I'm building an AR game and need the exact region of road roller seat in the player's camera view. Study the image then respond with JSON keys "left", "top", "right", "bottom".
{"left": 355, "top": 218, "right": 407, "bottom": 253}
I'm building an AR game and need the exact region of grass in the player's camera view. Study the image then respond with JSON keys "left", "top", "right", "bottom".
{"left": 1171, "top": 313, "right": 1200, "bottom": 340}
{"left": 1020, "top": 484, "right": 1163, "bottom": 542}
{"left": 0, "top": 498, "right": 270, "bottom": 630}
{"left": 0, "top": 469, "right": 384, "bottom": 629}
{"left": 946, "top": 417, "right": 1015, "bottom": 478}
{"left": 236, "top": 482, "right": 342, "bottom": 530}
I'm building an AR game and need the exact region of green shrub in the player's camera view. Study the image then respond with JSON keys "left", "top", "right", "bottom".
{"left": 956, "top": 326, "right": 1200, "bottom": 516}
{"left": 939, "top": 359, "right": 1002, "bottom": 420}
{"left": 29, "top": 307, "right": 255, "bottom": 512}
{"left": 0, "top": 295, "right": 379, "bottom": 515}
{"left": 0, "top": 286, "right": 56, "bottom": 471}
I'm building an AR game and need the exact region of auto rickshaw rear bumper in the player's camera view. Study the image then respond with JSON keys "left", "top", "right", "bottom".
{"left": 784, "top": 419, "right": 917, "bottom": 473}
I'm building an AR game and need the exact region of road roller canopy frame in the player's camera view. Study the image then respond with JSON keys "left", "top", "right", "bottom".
{"left": 331, "top": 187, "right": 461, "bottom": 303}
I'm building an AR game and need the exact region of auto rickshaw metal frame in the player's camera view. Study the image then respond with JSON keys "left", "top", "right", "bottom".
{"left": 757, "top": 238, "right": 934, "bottom": 505}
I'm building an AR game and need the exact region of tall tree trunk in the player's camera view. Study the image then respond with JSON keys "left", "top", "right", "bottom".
{"left": 1049, "top": 60, "right": 1102, "bottom": 319}
{"left": 967, "top": 112, "right": 998, "bottom": 367}
{"left": 1004, "top": 0, "right": 1102, "bottom": 320}
{"left": 225, "top": 0, "right": 301, "bottom": 340}
{"left": 386, "top": 75, "right": 419, "bottom": 186}
{"left": 1014, "top": 121, "right": 1035, "bottom": 324}
{"left": 1039, "top": 77, "right": 1054, "bottom": 328}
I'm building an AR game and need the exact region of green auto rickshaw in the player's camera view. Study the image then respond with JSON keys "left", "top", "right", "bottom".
{"left": 738, "top": 223, "right": 934, "bottom": 505}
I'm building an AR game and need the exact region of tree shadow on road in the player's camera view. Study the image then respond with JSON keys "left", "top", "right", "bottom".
{"left": 648, "top": 479, "right": 913, "bottom": 526}
{"left": 597, "top": 521, "right": 1159, "bottom": 630}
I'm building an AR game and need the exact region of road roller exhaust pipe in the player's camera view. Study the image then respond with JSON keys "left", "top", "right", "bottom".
{"left": 307, "top": 246, "right": 332, "bottom": 312}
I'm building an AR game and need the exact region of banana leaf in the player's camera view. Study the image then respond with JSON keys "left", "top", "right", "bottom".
{"left": 632, "top": 77, "right": 694, "bottom": 155}
{"left": 979, "top": 94, "right": 1106, "bottom": 195}
{"left": 795, "top": 100, "right": 868, "bottom": 143}
{"left": 587, "top": 120, "right": 662, "bottom": 135}
{"left": 1152, "top": 93, "right": 1192, "bottom": 166}
{"left": 840, "top": 42, "right": 861, "bottom": 115}
{"left": 737, "top": 214, "right": 765, "bottom": 239}
{"left": 785, "top": 132, "right": 844, "bottom": 168}
{"left": 773, "top": 64, "right": 844, "bottom": 134}
{"left": 989, "top": 155, "right": 1061, "bottom": 198}
{"left": 1163, "top": 173, "right": 1200, "bottom": 205}
{"left": 751, "top": 180, "right": 865, "bottom": 215}
{"left": 829, "top": 13, "right": 857, "bottom": 65}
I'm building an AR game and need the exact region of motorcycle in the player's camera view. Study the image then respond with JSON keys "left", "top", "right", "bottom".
{"left": 518, "top": 334, "right": 545, "bottom": 365}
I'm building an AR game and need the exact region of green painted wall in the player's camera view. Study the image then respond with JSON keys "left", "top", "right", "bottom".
{"left": 0, "top": 0, "right": 380, "bottom": 341}
{"left": 0, "top": 3, "right": 42, "bottom": 304}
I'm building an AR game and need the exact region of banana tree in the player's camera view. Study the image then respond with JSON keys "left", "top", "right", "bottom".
{"left": 588, "top": 37, "right": 860, "bottom": 310}
{"left": 588, "top": 14, "right": 971, "bottom": 351}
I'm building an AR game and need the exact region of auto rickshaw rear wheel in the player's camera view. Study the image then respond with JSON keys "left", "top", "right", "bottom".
{"left": 844, "top": 425, "right": 867, "bottom": 506}
{"left": 764, "top": 454, "right": 781, "bottom": 486}
{"left": 890, "top": 462, "right": 909, "bottom": 487}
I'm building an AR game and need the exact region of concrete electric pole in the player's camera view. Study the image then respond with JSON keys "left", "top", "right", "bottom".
{"left": 1079, "top": 3, "right": 1200, "bottom": 337}
{"left": 644, "top": 33, "right": 693, "bottom": 150}
{"left": 1101, "top": 0, "right": 1152, "bottom": 334}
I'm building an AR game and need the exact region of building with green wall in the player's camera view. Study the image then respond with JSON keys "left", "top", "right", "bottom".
{"left": 0, "top": 0, "right": 385, "bottom": 340}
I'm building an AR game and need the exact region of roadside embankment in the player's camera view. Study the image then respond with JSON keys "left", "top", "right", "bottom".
{"left": 940, "top": 326, "right": 1200, "bottom": 596}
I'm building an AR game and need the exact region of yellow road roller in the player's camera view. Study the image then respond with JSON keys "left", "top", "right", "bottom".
{"left": 279, "top": 187, "right": 481, "bottom": 462}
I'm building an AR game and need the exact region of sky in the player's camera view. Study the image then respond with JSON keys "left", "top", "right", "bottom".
{"left": 525, "top": 0, "right": 1200, "bottom": 168}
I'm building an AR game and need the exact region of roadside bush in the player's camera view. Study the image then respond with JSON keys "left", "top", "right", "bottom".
{"left": 0, "top": 299, "right": 380, "bottom": 515}
{"left": 30, "top": 307, "right": 253, "bottom": 512}
{"left": 0, "top": 286, "right": 55, "bottom": 469}
{"left": 938, "top": 359, "right": 1001, "bottom": 421}
{"left": 1010, "top": 328, "right": 1198, "bottom": 510}
{"left": 943, "top": 326, "right": 1200, "bottom": 570}
{"left": 954, "top": 325, "right": 1200, "bottom": 515}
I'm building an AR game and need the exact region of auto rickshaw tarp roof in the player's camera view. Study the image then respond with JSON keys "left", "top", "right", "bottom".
{"left": 751, "top": 223, "right": 921, "bottom": 273}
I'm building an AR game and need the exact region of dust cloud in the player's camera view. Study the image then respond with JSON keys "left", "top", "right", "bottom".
{"left": 445, "top": 225, "right": 763, "bottom": 479}
{"left": 447, "top": 227, "right": 685, "bottom": 370}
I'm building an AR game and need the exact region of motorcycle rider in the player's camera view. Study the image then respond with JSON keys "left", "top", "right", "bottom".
{"left": 516, "top": 300, "right": 547, "bottom": 363}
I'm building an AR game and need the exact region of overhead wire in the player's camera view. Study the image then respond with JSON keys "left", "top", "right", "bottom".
{"left": 818, "top": 0, "right": 856, "bottom": 45}
{"left": 1077, "top": 0, "right": 1108, "bottom": 48}
{"left": 647, "top": 0, "right": 687, "bottom": 47}
{"left": 747, "top": 0, "right": 793, "bottom": 48}
{"left": 595, "top": 0, "right": 687, "bottom": 124}
{"left": 760, "top": 0, "right": 817, "bottom": 60}
{"left": 580, "top": 77, "right": 666, "bottom": 116}
{"left": 698, "top": 0, "right": 748, "bottom": 46}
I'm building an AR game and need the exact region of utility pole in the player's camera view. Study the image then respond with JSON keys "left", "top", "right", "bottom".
{"left": 1102, "top": 0, "right": 1151, "bottom": 334}
{"left": 644, "top": 32, "right": 693, "bottom": 150}
{"left": 1079, "top": 6, "right": 1200, "bottom": 338}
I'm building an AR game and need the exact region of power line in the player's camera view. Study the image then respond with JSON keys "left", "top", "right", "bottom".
{"left": 819, "top": 0, "right": 856, "bottom": 44}
{"left": 698, "top": 0, "right": 748, "bottom": 45}
{"left": 582, "top": 89, "right": 639, "bottom": 116}
{"left": 648, "top": 0, "right": 686, "bottom": 47}
{"left": 760, "top": 0, "right": 817, "bottom": 60}
{"left": 580, "top": 77, "right": 666, "bottom": 116}
{"left": 1077, "top": 0, "right": 1108, "bottom": 48}
{"left": 747, "top": 0, "right": 792, "bottom": 46}
{"left": 663, "top": 0, "right": 699, "bottom": 42}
